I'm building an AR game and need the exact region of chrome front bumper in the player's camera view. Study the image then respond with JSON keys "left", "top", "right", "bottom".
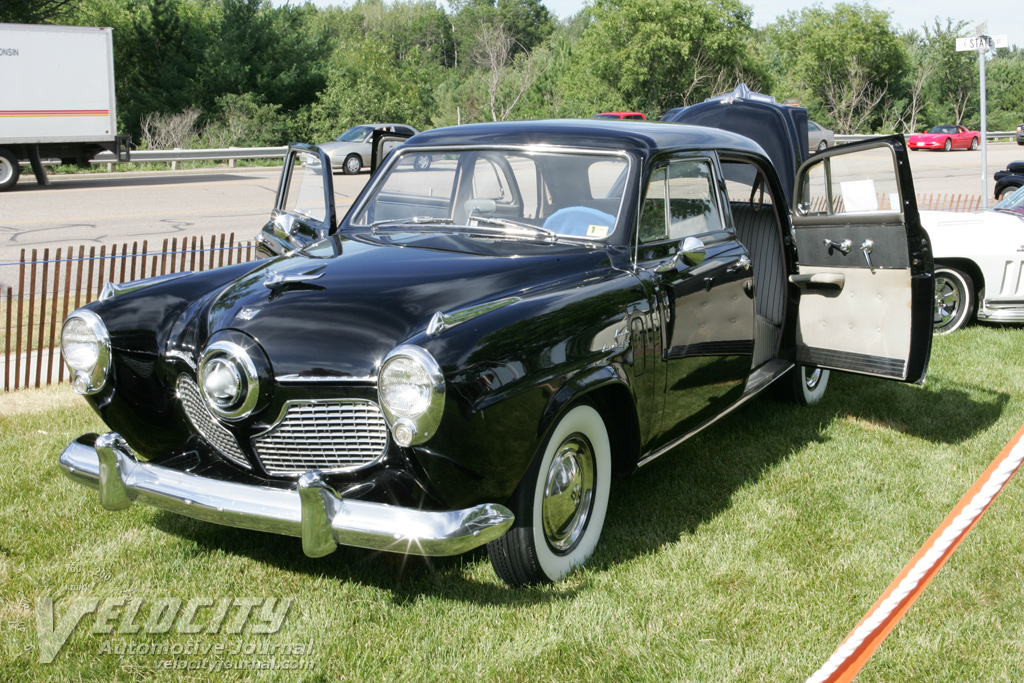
{"left": 59, "top": 433, "right": 514, "bottom": 558}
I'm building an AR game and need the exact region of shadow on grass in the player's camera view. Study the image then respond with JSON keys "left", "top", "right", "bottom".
{"left": 149, "top": 373, "right": 1006, "bottom": 602}
{"left": 150, "top": 509, "right": 572, "bottom": 604}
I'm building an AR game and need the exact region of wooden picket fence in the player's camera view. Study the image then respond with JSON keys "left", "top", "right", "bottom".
{"left": 1, "top": 233, "right": 258, "bottom": 392}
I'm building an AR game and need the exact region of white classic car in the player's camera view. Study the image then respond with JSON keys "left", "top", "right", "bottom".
{"left": 922, "top": 186, "right": 1024, "bottom": 333}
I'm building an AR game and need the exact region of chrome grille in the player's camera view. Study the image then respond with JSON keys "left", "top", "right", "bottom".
{"left": 176, "top": 375, "right": 250, "bottom": 469}
{"left": 253, "top": 400, "right": 388, "bottom": 475}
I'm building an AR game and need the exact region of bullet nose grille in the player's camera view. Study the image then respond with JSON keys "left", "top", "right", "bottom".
{"left": 253, "top": 400, "right": 389, "bottom": 475}
{"left": 176, "top": 375, "right": 250, "bottom": 469}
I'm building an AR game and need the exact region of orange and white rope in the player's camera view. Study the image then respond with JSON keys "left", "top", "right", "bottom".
{"left": 807, "top": 424, "right": 1024, "bottom": 683}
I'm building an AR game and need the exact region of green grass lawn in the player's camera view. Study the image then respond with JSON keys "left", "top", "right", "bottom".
{"left": 2, "top": 328, "right": 1023, "bottom": 682}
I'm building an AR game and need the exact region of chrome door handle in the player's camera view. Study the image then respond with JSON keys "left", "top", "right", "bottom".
{"left": 860, "top": 239, "right": 874, "bottom": 272}
{"left": 727, "top": 254, "right": 751, "bottom": 273}
{"left": 823, "top": 238, "right": 852, "bottom": 255}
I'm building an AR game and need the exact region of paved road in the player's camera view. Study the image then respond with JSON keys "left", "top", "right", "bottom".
{"left": 1, "top": 140, "right": 1022, "bottom": 266}
{"left": 0, "top": 166, "right": 370, "bottom": 265}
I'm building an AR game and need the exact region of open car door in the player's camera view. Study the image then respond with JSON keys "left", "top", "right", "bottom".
{"left": 791, "top": 136, "right": 933, "bottom": 383}
{"left": 255, "top": 143, "right": 337, "bottom": 257}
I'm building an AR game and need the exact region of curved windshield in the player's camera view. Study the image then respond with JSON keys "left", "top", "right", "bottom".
{"left": 351, "top": 149, "right": 629, "bottom": 241}
{"left": 993, "top": 185, "right": 1024, "bottom": 216}
{"left": 336, "top": 126, "right": 372, "bottom": 142}
{"left": 927, "top": 126, "right": 954, "bottom": 134}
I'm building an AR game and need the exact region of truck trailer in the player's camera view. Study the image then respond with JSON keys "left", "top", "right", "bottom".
{"left": 0, "top": 23, "right": 129, "bottom": 191}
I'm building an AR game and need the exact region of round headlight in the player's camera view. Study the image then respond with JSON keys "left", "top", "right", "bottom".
{"left": 60, "top": 310, "right": 111, "bottom": 395}
{"left": 378, "top": 345, "right": 445, "bottom": 445}
{"left": 198, "top": 341, "right": 259, "bottom": 420}
{"left": 380, "top": 356, "right": 433, "bottom": 417}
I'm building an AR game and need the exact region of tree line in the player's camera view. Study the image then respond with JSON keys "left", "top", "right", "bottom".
{"left": 3, "top": 0, "right": 1021, "bottom": 148}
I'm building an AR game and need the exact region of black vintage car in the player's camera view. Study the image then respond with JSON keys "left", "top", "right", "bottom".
{"left": 993, "top": 160, "right": 1024, "bottom": 200}
{"left": 58, "top": 117, "right": 933, "bottom": 586}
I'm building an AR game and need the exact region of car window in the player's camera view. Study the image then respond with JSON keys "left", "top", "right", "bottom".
{"left": 337, "top": 126, "right": 372, "bottom": 142}
{"left": 352, "top": 150, "right": 626, "bottom": 240}
{"left": 798, "top": 145, "right": 901, "bottom": 215}
{"left": 639, "top": 159, "right": 722, "bottom": 243}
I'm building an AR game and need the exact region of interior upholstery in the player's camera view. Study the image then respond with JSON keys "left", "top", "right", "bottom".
{"left": 731, "top": 202, "right": 787, "bottom": 368}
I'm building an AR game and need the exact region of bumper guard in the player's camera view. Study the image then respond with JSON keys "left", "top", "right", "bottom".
{"left": 59, "top": 433, "right": 514, "bottom": 558}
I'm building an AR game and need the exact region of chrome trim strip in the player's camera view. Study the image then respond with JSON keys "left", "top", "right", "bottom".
{"left": 427, "top": 296, "right": 521, "bottom": 337}
{"left": 60, "top": 434, "right": 515, "bottom": 557}
{"left": 275, "top": 374, "right": 377, "bottom": 384}
{"left": 166, "top": 349, "right": 197, "bottom": 371}
{"left": 99, "top": 272, "right": 193, "bottom": 301}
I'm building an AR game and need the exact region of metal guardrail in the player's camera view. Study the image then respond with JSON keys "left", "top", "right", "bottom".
{"left": 835, "top": 131, "right": 1017, "bottom": 143}
{"left": 91, "top": 146, "right": 287, "bottom": 164}
{"left": 81, "top": 132, "right": 1018, "bottom": 167}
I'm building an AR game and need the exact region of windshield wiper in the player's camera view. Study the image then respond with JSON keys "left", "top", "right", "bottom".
{"left": 470, "top": 215, "right": 558, "bottom": 241}
{"left": 371, "top": 216, "right": 455, "bottom": 230}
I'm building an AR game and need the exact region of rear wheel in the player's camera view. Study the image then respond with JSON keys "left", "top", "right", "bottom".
{"left": 0, "top": 148, "right": 20, "bottom": 191}
{"left": 487, "top": 404, "right": 611, "bottom": 586}
{"left": 970, "top": 137, "right": 979, "bottom": 150}
{"left": 776, "top": 365, "right": 830, "bottom": 405}
{"left": 816, "top": 140, "right": 828, "bottom": 152}
{"left": 933, "top": 266, "right": 975, "bottom": 334}
{"left": 414, "top": 154, "right": 431, "bottom": 170}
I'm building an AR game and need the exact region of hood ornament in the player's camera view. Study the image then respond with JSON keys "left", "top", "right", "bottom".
{"left": 263, "top": 265, "right": 326, "bottom": 290}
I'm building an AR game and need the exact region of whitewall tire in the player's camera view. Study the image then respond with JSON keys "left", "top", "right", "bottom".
{"left": 933, "top": 267, "right": 974, "bottom": 334}
{"left": 488, "top": 404, "right": 611, "bottom": 586}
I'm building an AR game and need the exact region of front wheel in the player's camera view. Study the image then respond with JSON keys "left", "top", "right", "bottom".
{"left": 487, "top": 404, "right": 611, "bottom": 586}
{"left": 816, "top": 140, "right": 828, "bottom": 152}
{"left": 343, "top": 154, "right": 362, "bottom": 175}
{"left": 970, "top": 137, "right": 979, "bottom": 150}
{"left": 934, "top": 266, "right": 975, "bottom": 334}
{"left": 943, "top": 138, "right": 952, "bottom": 151}
{"left": 414, "top": 154, "right": 431, "bottom": 170}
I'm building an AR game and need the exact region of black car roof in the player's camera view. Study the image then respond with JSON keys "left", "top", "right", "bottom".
{"left": 402, "top": 119, "right": 768, "bottom": 158}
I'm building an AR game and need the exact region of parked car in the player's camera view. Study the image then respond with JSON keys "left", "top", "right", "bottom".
{"left": 320, "top": 123, "right": 419, "bottom": 174}
{"left": 1016, "top": 121, "right": 1024, "bottom": 146}
{"left": 922, "top": 184, "right": 1024, "bottom": 333}
{"left": 57, "top": 118, "right": 933, "bottom": 587}
{"left": 807, "top": 120, "right": 835, "bottom": 152}
{"left": 593, "top": 112, "right": 646, "bottom": 120}
{"left": 993, "top": 161, "right": 1024, "bottom": 200}
{"left": 908, "top": 125, "right": 980, "bottom": 151}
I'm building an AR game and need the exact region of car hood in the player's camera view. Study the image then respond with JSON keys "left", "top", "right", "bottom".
{"left": 920, "top": 209, "right": 1022, "bottom": 254}
{"left": 200, "top": 234, "right": 613, "bottom": 379}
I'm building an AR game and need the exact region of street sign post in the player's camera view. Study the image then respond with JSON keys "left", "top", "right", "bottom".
{"left": 957, "top": 30, "right": 1008, "bottom": 209}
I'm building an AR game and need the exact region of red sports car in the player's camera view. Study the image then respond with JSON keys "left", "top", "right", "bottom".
{"left": 908, "top": 125, "right": 980, "bottom": 151}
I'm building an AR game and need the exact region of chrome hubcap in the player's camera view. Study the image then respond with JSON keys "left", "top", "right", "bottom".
{"left": 934, "top": 276, "right": 960, "bottom": 326}
{"left": 804, "top": 367, "right": 823, "bottom": 390}
{"left": 541, "top": 435, "right": 595, "bottom": 554}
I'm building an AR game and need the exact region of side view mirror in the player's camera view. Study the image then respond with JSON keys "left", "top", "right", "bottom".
{"left": 655, "top": 235, "right": 706, "bottom": 273}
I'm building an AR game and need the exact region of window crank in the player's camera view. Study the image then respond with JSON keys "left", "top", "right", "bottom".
{"left": 823, "top": 238, "right": 852, "bottom": 255}
{"left": 861, "top": 239, "right": 874, "bottom": 272}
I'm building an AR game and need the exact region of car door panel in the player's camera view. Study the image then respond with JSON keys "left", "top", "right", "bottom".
{"left": 792, "top": 136, "right": 932, "bottom": 383}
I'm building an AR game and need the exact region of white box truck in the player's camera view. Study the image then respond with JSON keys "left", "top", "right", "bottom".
{"left": 0, "top": 23, "right": 130, "bottom": 191}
